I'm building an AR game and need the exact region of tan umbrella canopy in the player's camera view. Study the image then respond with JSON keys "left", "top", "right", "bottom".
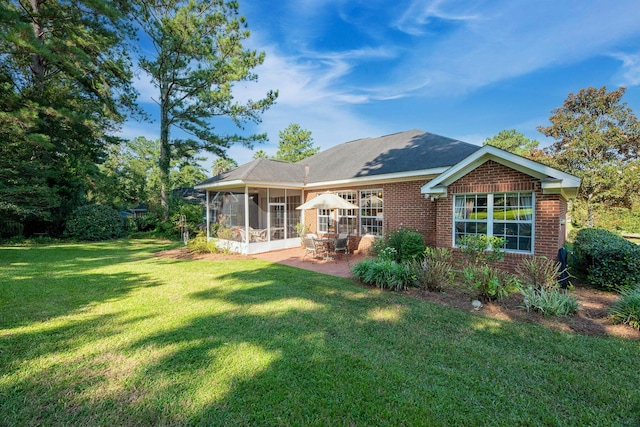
{"left": 296, "top": 191, "right": 359, "bottom": 210}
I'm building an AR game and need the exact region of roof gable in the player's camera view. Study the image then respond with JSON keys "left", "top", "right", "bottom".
{"left": 421, "top": 145, "right": 581, "bottom": 200}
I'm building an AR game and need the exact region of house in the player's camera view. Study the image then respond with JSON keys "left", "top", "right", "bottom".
{"left": 129, "top": 203, "right": 148, "bottom": 218}
{"left": 194, "top": 129, "right": 580, "bottom": 270}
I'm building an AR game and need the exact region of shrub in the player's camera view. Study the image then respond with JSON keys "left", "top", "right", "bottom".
{"left": 64, "top": 205, "right": 125, "bottom": 241}
{"left": 370, "top": 228, "right": 426, "bottom": 263}
{"left": 295, "top": 223, "right": 311, "bottom": 243}
{"left": 462, "top": 265, "right": 520, "bottom": 301}
{"left": 188, "top": 234, "right": 219, "bottom": 254}
{"left": 413, "top": 247, "right": 454, "bottom": 292}
{"left": 516, "top": 256, "right": 563, "bottom": 290}
{"left": 609, "top": 288, "right": 640, "bottom": 330}
{"left": 0, "top": 220, "right": 24, "bottom": 238}
{"left": 135, "top": 214, "right": 159, "bottom": 232}
{"left": 458, "top": 234, "right": 505, "bottom": 266}
{"left": 351, "top": 258, "right": 413, "bottom": 292}
{"left": 573, "top": 228, "right": 640, "bottom": 291}
{"left": 521, "top": 286, "right": 579, "bottom": 317}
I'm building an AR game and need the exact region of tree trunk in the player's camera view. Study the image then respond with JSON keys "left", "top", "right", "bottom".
{"left": 159, "top": 84, "right": 171, "bottom": 222}
{"left": 28, "top": 0, "right": 46, "bottom": 88}
{"left": 586, "top": 197, "right": 595, "bottom": 228}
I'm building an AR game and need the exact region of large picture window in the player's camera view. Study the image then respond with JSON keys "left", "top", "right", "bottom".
{"left": 454, "top": 192, "right": 534, "bottom": 253}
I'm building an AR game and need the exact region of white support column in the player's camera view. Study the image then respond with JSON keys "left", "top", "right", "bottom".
{"left": 244, "top": 186, "right": 250, "bottom": 245}
{"left": 206, "top": 190, "right": 210, "bottom": 239}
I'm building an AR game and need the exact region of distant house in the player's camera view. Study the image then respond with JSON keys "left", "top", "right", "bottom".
{"left": 129, "top": 203, "right": 148, "bottom": 218}
{"left": 194, "top": 129, "right": 580, "bottom": 270}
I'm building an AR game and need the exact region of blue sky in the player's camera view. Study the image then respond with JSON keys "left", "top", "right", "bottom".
{"left": 121, "top": 0, "right": 640, "bottom": 171}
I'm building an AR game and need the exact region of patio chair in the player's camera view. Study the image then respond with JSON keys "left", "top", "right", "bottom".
{"left": 333, "top": 236, "right": 349, "bottom": 263}
{"left": 303, "top": 237, "right": 325, "bottom": 262}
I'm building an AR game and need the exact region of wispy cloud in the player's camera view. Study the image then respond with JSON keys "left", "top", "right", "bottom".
{"left": 393, "top": 0, "right": 479, "bottom": 36}
{"left": 611, "top": 52, "right": 640, "bottom": 87}
{"left": 390, "top": 1, "right": 640, "bottom": 96}
{"left": 123, "top": 0, "right": 640, "bottom": 168}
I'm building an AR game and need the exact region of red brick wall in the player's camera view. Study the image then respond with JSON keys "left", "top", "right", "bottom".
{"left": 302, "top": 183, "right": 437, "bottom": 253}
{"left": 301, "top": 160, "right": 569, "bottom": 267}
{"left": 382, "top": 181, "right": 438, "bottom": 246}
{"left": 435, "top": 160, "right": 567, "bottom": 271}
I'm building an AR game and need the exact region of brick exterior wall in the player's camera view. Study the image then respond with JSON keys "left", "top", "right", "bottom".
{"left": 382, "top": 181, "right": 437, "bottom": 246}
{"left": 436, "top": 160, "right": 568, "bottom": 271}
{"left": 302, "top": 160, "right": 569, "bottom": 270}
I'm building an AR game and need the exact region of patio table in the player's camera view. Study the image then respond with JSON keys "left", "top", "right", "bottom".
{"left": 313, "top": 238, "right": 334, "bottom": 260}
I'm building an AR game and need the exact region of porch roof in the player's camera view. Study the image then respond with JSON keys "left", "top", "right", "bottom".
{"left": 194, "top": 158, "right": 307, "bottom": 190}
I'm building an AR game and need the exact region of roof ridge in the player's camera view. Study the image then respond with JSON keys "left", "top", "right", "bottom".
{"left": 239, "top": 157, "right": 263, "bottom": 179}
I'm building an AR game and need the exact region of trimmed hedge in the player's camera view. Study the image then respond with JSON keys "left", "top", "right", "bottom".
{"left": 573, "top": 228, "right": 640, "bottom": 291}
{"left": 65, "top": 204, "right": 126, "bottom": 241}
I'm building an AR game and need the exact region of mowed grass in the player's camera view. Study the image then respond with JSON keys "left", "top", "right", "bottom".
{"left": 1, "top": 240, "right": 639, "bottom": 426}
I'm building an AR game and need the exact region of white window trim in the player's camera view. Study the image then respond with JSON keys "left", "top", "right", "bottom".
{"left": 359, "top": 189, "right": 384, "bottom": 237}
{"left": 452, "top": 192, "right": 535, "bottom": 254}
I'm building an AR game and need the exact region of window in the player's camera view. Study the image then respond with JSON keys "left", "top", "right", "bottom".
{"left": 360, "top": 189, "right": 383, "bottom": 236}
{"left": 317, "top": 208, "right": 333, "bottom": 233}
{"left": 337, "top": 191, "right": 357, "bottom": 235}
{"left": 454, "top": 193, "right": 534, "bottom": 253}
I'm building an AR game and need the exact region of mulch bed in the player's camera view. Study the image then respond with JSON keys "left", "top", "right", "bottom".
{"left": 406, "top": 285, "right": 640, "bottom": 340}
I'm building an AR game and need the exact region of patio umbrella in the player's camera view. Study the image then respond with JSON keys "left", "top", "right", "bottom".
{"left": 296, "top": 191, "right": 359, "bottom": 210}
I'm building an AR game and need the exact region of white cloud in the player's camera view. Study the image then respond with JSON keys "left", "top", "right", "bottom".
{"left": 116, "top": 122, "right": 159, "bottom": 141}
{"left": 611, "top": 52, "right": 640, "bottom": 87}
{"left": 393, "top": 0, "right": 479, "bottom": 36}
{"left": 390, "top": 1, "right": 640, "bottom": 96}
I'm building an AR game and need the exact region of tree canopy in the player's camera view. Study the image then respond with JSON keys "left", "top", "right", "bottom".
{"left": 212, "top": 158, "right": 238, "bottom": 176}
{"left": 91, "top": 137, "right": 207, "bottom": 212}
{"left": 538, "top": 86, "right": 640, "bottom": 226}
{"left": 0, "top": 0, "right": 139, "bottom": 233}
{"left": 274, "top": 123, "right": 319, "bottom": 162}
{"left": 483, "top": 129, "right": 539, "bottom": 157}
{"left": 135, "top": 0, "right": 277, "bottom": 219}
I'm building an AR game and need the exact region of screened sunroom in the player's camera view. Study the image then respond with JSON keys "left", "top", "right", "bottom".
{"left": 205, "top": 187, "right": 303, "bottom": 254}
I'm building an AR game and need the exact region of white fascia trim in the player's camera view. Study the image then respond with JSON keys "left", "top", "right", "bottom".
{"left": 304, "top": 167, "right": 449, "bottom": 189}
{"left": 421, "top": 145, "right": 581, "bottom": 196}
{"left": 194, "top": 179, "right": 246, "bottom": 190}
{"left": 195, "top": 180, "right": 305, "bottom": 190}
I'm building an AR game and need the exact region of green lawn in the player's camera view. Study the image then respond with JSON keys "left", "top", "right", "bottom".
{"left": 1, "top": 239, "right": 638, "bottom": 426}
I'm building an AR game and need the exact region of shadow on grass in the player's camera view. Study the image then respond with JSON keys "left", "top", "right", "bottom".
{"left": 2, "top": 258, "right": 639, "bottom": 425}
{"left": 120, "top": 264, "right": 640, "bottom": 426}
{"left": 0, "top": 240, "right": 166, "bottom": 327}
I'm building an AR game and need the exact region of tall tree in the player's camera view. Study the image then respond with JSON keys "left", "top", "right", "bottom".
{"left": 253, "top": 150, "right": 268, "bottom": 159}
{"left": 0, "top": 0, "right": 138, "bottom": 232}
{"left": 136, "top": 0, "right": 277, "bottom": 219}
{"left": 275, "top": 123, "right": 319, "bottom": 162}
{"left": 538, "top": 86, "right": 640, "bottom": 226}
{"left": 212, "top": 158, "right": 238, "bottom": 176}
{"left": 91, "top": 137, "right": 160, "bottom": 210}
{"left": 483, "top": 129, "right": 539, "bottom": 157}
{"left": 92, "top": 136, "right": 207, "bottom": 209}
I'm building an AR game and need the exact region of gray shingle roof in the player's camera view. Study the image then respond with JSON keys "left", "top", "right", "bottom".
{"left": 299, "top": 129, "right": 480, "bottom": 183}
{"left": 195, "top": 130, "right": 481, "bottom": 188}
{"left": 195, "top": 158, "right": 306, "bottom": 188}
